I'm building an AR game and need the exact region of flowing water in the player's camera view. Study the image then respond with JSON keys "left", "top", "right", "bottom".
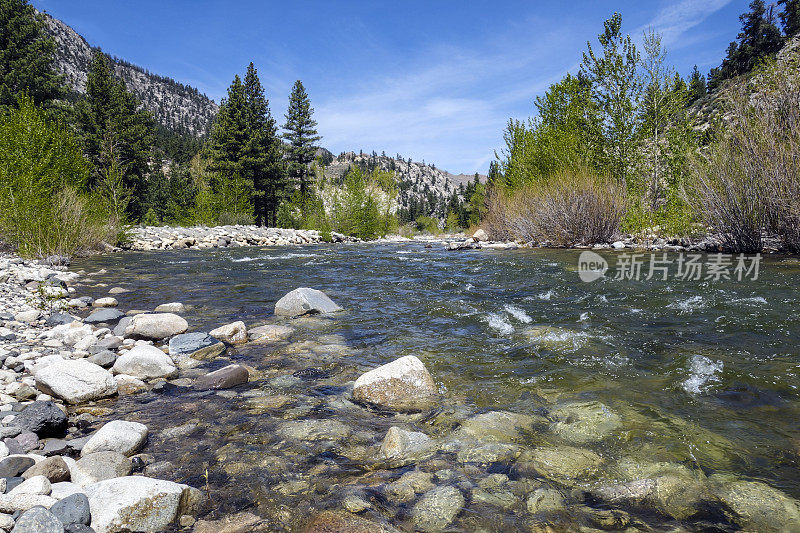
{"left": 70, "top": 244, "right": 800, "bottom": 531}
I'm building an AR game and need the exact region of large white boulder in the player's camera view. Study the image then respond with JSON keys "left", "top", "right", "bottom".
{"left": 112, "top": 345, "right": 177, "bottom": 379}
{"left": 353, "top": 356, "right": 438, "bottom": 412}
{"left": 209, "top": 321, "right": 248, "bottom": 344}
{"left": 33, "top": 359, "right": 117, "bottom": 404}
{"left": 85, "top": 476, "right": 189, "bottom": 533}
{"left": 82, "top": 421, "right": 148, "bottom": 457}
{"left": 274, "top": 288, "right": 342, "bottom": 317}
{"left": 124, "top": 313, "right": 188, "bottom": 340}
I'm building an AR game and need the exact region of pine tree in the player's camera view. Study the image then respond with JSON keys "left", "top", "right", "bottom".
{"left": 0, "top": 0, "right": 66, "bottom": 109}
{"left": 688, "top": 65, "right": 707, "bottom": 101}
{"left": 243, "top": 62, "right": 285, "bottom": 226}
{"left": 206, "top": 74, "right": 254, "bottom": 219}
{"left": 779, "top": 0, "right": 800, "bottom": 36}
{"left": 76, "top": 51, "right": 154, "bottom": 220}
{"left": 282, "top": 80, "right": 321, "bottom": 202}
{"left": 738, "top": 0, "right": 783, "bottom": 71}
{"left": 718, "top": 1, "right": 784, "bottom": 81}
{"left": 580, "top": 13, "right": 641, "bottom": 185}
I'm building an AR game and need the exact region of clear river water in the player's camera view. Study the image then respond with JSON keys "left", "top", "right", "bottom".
{"left": 70, "top": 243, "right": 800, "bottom": 531}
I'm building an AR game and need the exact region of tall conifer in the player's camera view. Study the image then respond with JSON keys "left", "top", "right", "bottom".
{"left": 0, "top": 0, "right": 66, "bottom": 109}
{"left": 282, "top": 80, "right": 320, "bottom": 202}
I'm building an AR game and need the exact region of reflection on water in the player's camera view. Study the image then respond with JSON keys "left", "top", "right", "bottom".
{"left": 71, "top": 244, "right": 800, "bottom": 531}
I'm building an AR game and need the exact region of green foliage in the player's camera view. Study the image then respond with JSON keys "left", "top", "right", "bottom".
{"left": 581, "top": 12, "right": 641, "bottom": 185}
{"left": 329, "top": 167, "right": 396, "bottom": 240}
{"left": 779, "top": 0, "right": 800, "bottom": 36}
{"left": 282, "top": 80, "right": 321, "bottom": 203}
{"left": 244, "top": 63, "right": 285, "bottom": 226}
{"left": 0, "top": 96, "right": 115, "bottom": 256}
{"left": 206, "top": 65, "right": 285, "bottom": 226}
{"left": 76, "top": 51, "right": 155, "bottom": 220}
{"left": 714, "top": 0, "right": 784, "bottom": 87}
{"left": 415, "top": 216, "right": 441, "bottom": 234}
{"left": 0, "top": 0, "right": 66, "bottom": 109}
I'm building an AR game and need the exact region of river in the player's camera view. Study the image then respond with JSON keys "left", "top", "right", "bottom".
{"left": 71, "top": 243, "right": 800, "bottom": 531}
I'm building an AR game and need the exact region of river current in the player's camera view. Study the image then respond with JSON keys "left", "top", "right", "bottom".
{"left": 70, "top": 243, "right": 800, "bottom": 531}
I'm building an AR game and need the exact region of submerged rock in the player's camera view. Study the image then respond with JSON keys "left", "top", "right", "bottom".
{"left": 597, "top": 460, "right": 708, "bottom": 520}
{"left": 248, "top": 324, "right": 294, "bottom": 342}
{"left": 33, "top": 360, "right": 117, "bottom": 404}
{"left": 709, "top": 474, "right": 800, "bottom": 532}
{"left": 123, "top": 313, "right": 188, "bottom": 340}
{"left": 513, "top": 446, "right": 603, "bottom": 484}
{"left": 194, "top": 365, "right": 249, "bottom": 390}
{"left": 274, "top": 288, "right": 343, "bottom": 317}
{"left": 277, "top": 419, "right": 352, "bottom": 442}
{"left": 168, "top": 333, "right": 225, "bottom": 360}
{"left": 352, "top": 356, "right": 438, "bottom": 412}
{"left": 209, "top": 321, "right": 248, "bottom": 345}
{"left": 549, "top": 401, "right": 622, "bottom": 444}
{"left": 379, "top": 426, "right": 436, "bottom": 466}
{"left": 112, "top": 345, "right": 177, "bottom": 379}
{"left": 526, "top": 488, "right": 566, "bottom": 514}
{"left": 303, "top": 510, "right": 398, "bottom": 533}
{"left": 412, "top": 486, "right": 465, "bottom": 532}
{"left": 456, "top": 411, "right": 544, "bottom": 444}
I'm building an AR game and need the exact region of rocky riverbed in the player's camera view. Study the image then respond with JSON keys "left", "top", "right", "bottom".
{"left": 2, "top": 245, "right": 800, "bottom": 531}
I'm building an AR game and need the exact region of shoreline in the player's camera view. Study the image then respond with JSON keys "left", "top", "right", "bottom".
{"left": 110, "top": 225, "right": 795, "bottom": 256}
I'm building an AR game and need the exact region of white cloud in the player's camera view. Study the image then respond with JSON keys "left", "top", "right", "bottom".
{"left": 642, "top": 0, "right": 734, "bottom": 46}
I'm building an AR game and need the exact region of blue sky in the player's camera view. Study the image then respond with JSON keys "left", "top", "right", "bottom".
{"left": 33, "top": 0, "right": 749, "bottom": 174}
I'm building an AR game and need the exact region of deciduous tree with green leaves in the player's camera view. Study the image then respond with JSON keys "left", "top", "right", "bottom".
{"left": 580, "top": 12, "right": 641, "bottom": 185}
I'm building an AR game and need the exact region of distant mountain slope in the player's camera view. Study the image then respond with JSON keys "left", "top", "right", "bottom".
{"left": 321, "top": 151, "right": 486, "bottom": 220}
{"left": 42, "top": 12, "right": 217, "bottom": 136}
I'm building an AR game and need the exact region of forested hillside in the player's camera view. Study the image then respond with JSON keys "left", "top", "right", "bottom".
{"left": 42, "top": 13, "right": 217, "bottom": 137}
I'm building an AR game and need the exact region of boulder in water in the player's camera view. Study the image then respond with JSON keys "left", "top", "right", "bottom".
{"left": 112, "top": 345, "right": 177, "bottom": 379}
{"left": 274, "top": 288, "right": 342, "bottom": 317}
{"left": 352, "top": 356, "right": 438, "bottom": 412}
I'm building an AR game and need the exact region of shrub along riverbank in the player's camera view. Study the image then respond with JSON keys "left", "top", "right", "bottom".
{"left": 486, "top": 11, "right": 800, "bottom": 254}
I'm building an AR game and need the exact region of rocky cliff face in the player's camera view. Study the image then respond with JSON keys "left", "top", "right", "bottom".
{"left": 42, "top": 13, "right": 217, "bottom": 136}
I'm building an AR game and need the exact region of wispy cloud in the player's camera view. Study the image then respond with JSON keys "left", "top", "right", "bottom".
{"left": 641, "top": 0, "right": 734, "bottom": 46}
{"left": 312, "top": 0, "right": 734, "bottom": 174}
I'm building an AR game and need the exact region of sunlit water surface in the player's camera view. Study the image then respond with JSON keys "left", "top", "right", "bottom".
{"left": 70, "top": 244, "right": 800, "bottom": 531}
